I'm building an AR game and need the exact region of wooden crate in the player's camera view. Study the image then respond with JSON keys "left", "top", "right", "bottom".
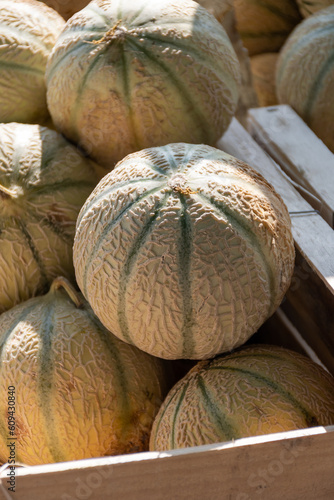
{"left": 1, "top": 106, "right": 333, "bottom": 500}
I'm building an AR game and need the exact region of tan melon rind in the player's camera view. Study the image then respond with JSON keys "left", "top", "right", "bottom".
{"left": 73, "top": 143, "right": 295, "bottom": 360}
{"left": 149, "top": 345, "right": 334, "bottom": 451}
{"left": 0, "top": 279, "right": 168, "bottom": 465}
{"left": 276, "top": 6, "right": 334, "bottom": 153}
{"left": 0, "top": 0, "right": 65, "bottom": 124}
{"left": 46, "top": 0, "right": 241, "bottom": 171}
{"left": 0, "top": 123, "right": 97, "bottom": 313}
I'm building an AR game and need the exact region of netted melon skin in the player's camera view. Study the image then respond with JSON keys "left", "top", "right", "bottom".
{"left": 0, "top": 278, "right": 168, "bottom": 465}
{"left": 276, "top": 7, "right": 334, "bottom": 153}
{"left": 73, "top": 143, "right": 295, "bottom": 360}
{"left": 0, "top": 0, "right": 65, "bottom": 124}
{"left": 46, "top": 0, "right": 240, "bottom": 171}
{"left": 0, "top": 122, "right": 97, "bottom": 313}
{"left": 149, "top": 345, "right": 334, "bottom": 451}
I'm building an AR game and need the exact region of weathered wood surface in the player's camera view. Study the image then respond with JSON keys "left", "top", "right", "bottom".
{"left": 247, "top": 105, "right": 334, "bottom": 227}
{"left": 217, "top": 117, "right": 334, "bottom": 374}
{"left": 1, "top": 426, "right": 333, "bottom": 500}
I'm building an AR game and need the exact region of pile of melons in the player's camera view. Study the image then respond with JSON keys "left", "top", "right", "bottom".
{"left": 236, "top": 0, "right": 334, "bottom": 154}
{"left": 0, "top": 0, "right": 333, "bottom": 466}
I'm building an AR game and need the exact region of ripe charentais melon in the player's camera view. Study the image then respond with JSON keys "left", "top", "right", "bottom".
{"left": 0, "top": 122, "right": 97, "bottom": 313}
{"left": 0, "top": 277, "right": 169, "bottom": 465}
{"left": 73, "top": 143, "right": 295, "bottom": 360}
{"left": 149, "top": 344, "right": 334, "bottom": 451}
{"left": 276, "top": 6, "right": 334, "bottom": 153}
{"left": 45, "top": 0, "right": 241, "bottom": 171}
{"left": 0, "top": 0, "right": 65, "bottom": 124}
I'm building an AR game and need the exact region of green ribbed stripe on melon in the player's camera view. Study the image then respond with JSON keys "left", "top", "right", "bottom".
{"left": 207, "top": 366, "right": 319, "bottom": 427}
{"left": 38, "top": 301, "right": 66, "bottom": 463}
{"left": 45, "top": 41, "right": 95, "bottom": 86}
{"left": 171, "top": 381, "right": 190, "bottom": 449}
{"left": 196, "top": 191, "right": 276, "bottom": 311}
{"left": 126, "top": 37, "right": 213, "bottom": 144}
{"left": 121, "top": 44, "right": 140, "bottom": 151}
{"left": 83, "top": 308, "right": 132, "bottom": 430}
{"left": 197, "top": 375, "right": 237, "bottom": 441}
{"left": 150, "top": 384, "right": 181, "bottom": 449}
{"left": 17, "top": 219, "right": 49, "bottom": 292}
{"left": 76, "top": 178, "right": 162, "bottom": 228}
{"left": 117, "top": 194, "right": 169, "bottom": 344}
{"left": 29, "top": 211, "right": 72, "bottom": 245}
{"left": 82, "top": 184, "right": 164, "bottom": 298}
{"left": 178, "top": 195, "right": 194, "bottom": 358}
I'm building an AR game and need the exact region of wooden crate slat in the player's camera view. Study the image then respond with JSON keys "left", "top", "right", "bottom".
{"left": 218, "top": 117, "right": 334, "bottom": 292}
{"left": 247, "top": 105, "right": 334, "bottom": 227}
{"left": 217, "top": 118, "right": 334, "bottom": 373}
{"left": 4, "top": 426, "right": 333, "bottom": 500}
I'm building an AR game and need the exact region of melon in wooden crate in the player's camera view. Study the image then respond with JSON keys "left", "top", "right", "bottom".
{"left": 150, "top": 344, "right": 334, "bottom": 451}
{"left": 0, "top": 122, "right": 97, "bottom": 313}
{"left": 0, "top": 277, "right": 169, "bottom": 465}
{"left": 73, "top": 143, "right": 295, "bottom": 360}
{"left": 0, "top": 0, "right": 65, "bottom": 124}
{"left": 45, "top": 0, "right": 241, "bottom": 172}
{"left": 276, "top": 6, "right": 334, "bottom": 153}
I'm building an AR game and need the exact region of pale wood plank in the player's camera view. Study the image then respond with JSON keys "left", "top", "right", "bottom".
{"left": 217, "top": 117, "right": 334, "bottom": 293}
{"left": 247, "top": 105, "right": 334, "bottom": 227}
{"left": 217, "top": 118, "right": 334, "bottom": 373}
{"left": 3, "top": 427, "right": 333, "bottom": 500}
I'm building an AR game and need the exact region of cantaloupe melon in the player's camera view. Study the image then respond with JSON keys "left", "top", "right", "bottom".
{"left": 45, "top": 0, "right": 241, "bottom": 171}
{"left": 149, "top": 344, "right": 334, "bottom": 451}
{"left": 0, "top": 277, "right": 169, "bottom": 465}
{"left": 0, "top": 0, "right": 64, "bottom": 124}
{"left": 0, "top": 122, "right": 97, "bottom": 313}
{"left": 276, "top": 6, "right": 334, "bottom": 153}
{"left": 73, "top": 143, "right": 295, "bottom": 360}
